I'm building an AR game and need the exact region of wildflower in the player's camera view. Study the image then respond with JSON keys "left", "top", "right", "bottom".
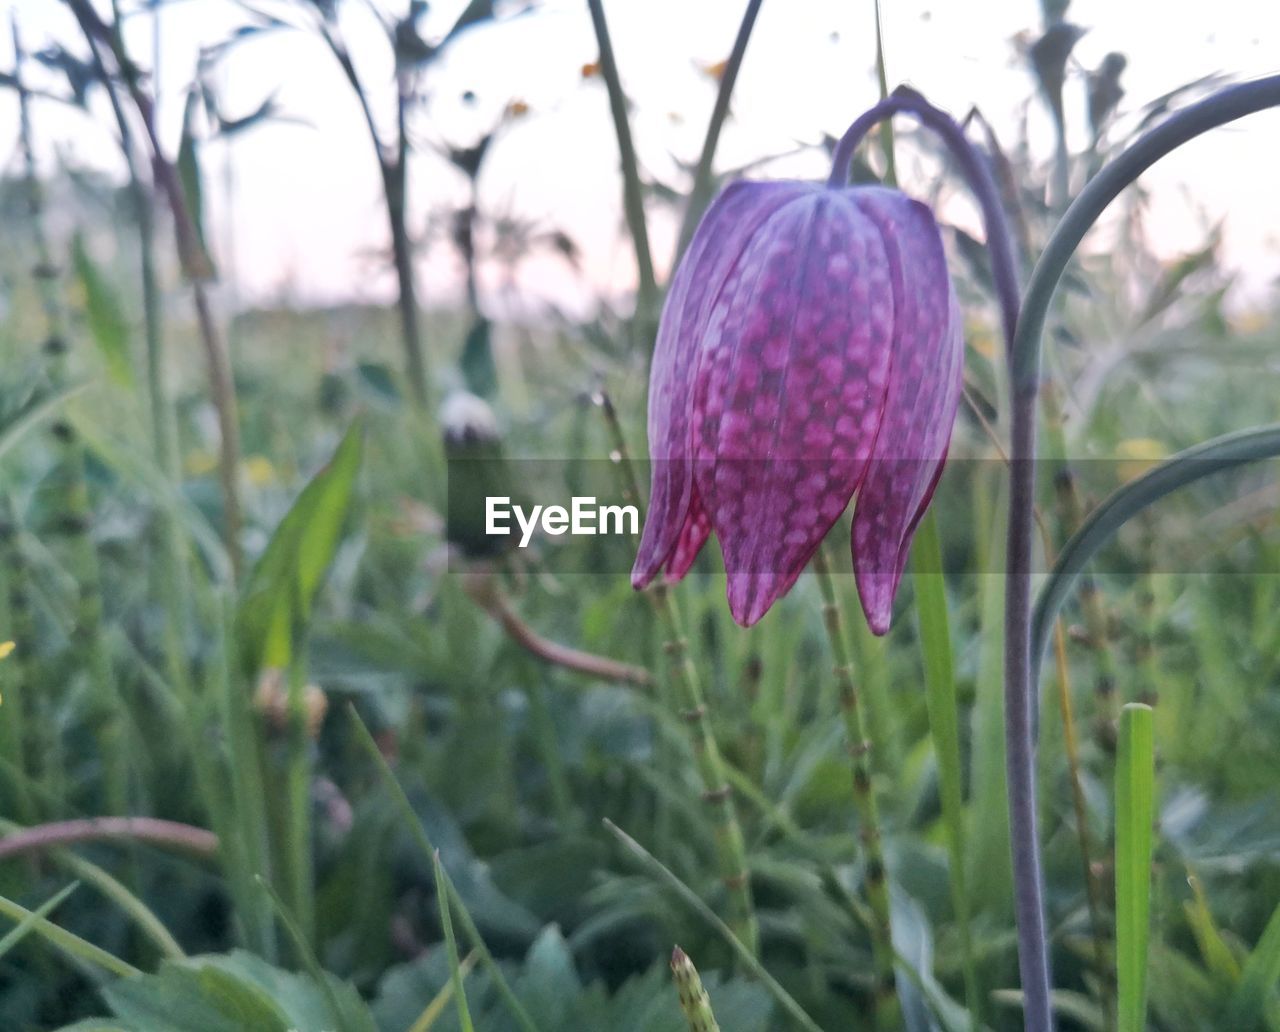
{"left": 632, "top": 179, "right": 963, "bottom": 632}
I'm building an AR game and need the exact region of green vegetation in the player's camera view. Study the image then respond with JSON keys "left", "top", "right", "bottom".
{"left": 1, "top": 2, "right": 1279, "bottom": 1030}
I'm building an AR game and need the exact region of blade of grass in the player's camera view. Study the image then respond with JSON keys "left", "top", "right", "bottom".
{"left": 674, "top": 0, "right": 766, "bottom": 258}
{"left": 602, "top": 818, "right": 823, "bottom": 1032}
{"left": 254, "top": 876, "right": 346, "bottom": 1030}
{"left": 1115, "top": 703, "right": 1155, "bottom": 1032}
{"left": 0, "top": 882, "right": 79, "bottom": 961}
{"left": 911, "top": 511, "right": 980, "bottom": 1028}
{"left": 0, "top": 892, "right": 140, "bottom": 979}
{"left": 433, "top": 850, "right": 475, "bottom": 1032}
{"left": 872, "top": 0, "right": 897, "bottom": 186}
{"left": 0, "top": 820, "right": 184, "bottom": 961}
{"left": 584, "top": 0, "right": 657, "bottom": 338}
{"left": 347, "top": 706, "right": 541, "bottom": 1032}
{"left": 408, "top": 951, "right": 479, "bottom": 1032}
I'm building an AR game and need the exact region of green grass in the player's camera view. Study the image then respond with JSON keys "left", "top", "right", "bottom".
{"left": 1, "top": 6, "right": 1279, "bottom": 1032}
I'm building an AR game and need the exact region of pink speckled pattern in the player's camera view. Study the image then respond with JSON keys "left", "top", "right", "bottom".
{"left": 632, "top": 179, "right": 962, "bottom": 632}
{"left": 632, "top": 180, "right": 814, "bottom": 589}
{"left": 851, "top": 191, "right": 963, "bottom": 634}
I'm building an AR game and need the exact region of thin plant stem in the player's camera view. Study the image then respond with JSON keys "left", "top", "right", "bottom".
{"left": 584, "top": 0, "right": 659, "bottom": 340}
{"left": 68, "top": 1, "right": 191, "bottom": 693}
{"left": 68, "top": 0, "right": 245, "bottom": 578}
{"left": 464, "top": 571, "right": 652, "bottom": 687}
{"left": 594, "top": 390, "right": 759, "bottom": 956}
{"left": 1050, "top": 619, "right": 1112, "bottom": 1018}
{"left": 11, "top": 15, "right": 128, "bottom": 815}
{"left": 0, "top": 817, "right": 217, "bottom": 862}
{"left": 674, "top": 0, "right": 766, "bottom": 259}
{"left": 317, "top": 21, "right": 430, "bottom": 405}
{"left": 1013, "top": 73, "right": 1280, "bottom": 1032}
{"left": 811, "top": 544, "right": 899, "bottom": 1028}
{"left": 1042, "top": 382, "right": 1120, "bottom": 744}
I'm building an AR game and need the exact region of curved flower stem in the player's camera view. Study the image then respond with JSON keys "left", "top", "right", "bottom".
{"left": 830, "top": 86, "right": 1051, "bottom": 1028}
{"left": 594, "top": 392, "right": 759, "bottom": 957}
{"left": 812, "top": 545, "right": 899, "bottom": 1029}
{"left": 1009, "top": 73, "right": 1280, "bottom": 1031}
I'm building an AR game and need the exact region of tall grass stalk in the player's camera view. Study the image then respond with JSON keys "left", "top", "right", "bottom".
{"left": 811, "top": 544, "right": 899, "bottom": 1026}
{"left": 1114, "top": 703, "right": 1154, "bottom": 1032}
{"left": 11, "top": 15, "right": 128, "bottom": 816}
{"left": 316, "top": 20, "right": 430, "bottom": 407}
{"left": 604, "top": 819, "right": 821, "bottom": 1032}
{"left": 910, "top": 513, "right": 981, "bottom": 1028}
{"left": 584, "top": 0, "right": 658, "bottom": 342}
{"left": 433, "top": 850, "right": 476, "bottom": 1032}
{"left": 349, "top": 707, "right": 542, "bottom": 1032}
{"left": 68, "top": 0, "right": 245, "bottom": 578}
{"left": 674, "top": 0, "right": 766, "bottom": 259}
{"left": 594, "top": 392, "right": 759, "bottom": 957}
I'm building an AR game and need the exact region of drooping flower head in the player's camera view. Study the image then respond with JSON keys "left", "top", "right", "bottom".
{"left": 631, "top": 177, "right": 963, "bottom": 633}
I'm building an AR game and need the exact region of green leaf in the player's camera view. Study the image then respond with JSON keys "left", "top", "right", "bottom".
{"left": 71, "top": 233, "right": 133, "bottom": 386}
{"left": 237, "top": 422, "right": 363, "bottom": 677}
{"left": 1116, "top": 702, "right": 1156, "bottom": 1032}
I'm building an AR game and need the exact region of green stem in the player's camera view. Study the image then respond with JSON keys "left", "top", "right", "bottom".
{"left": 585, "top": 0, "right": 659, "bottom": 341}
{"left": 812, "top": 545, "right": 898, "bottom": 1027}
{"left": 12, "top": 14, "right": 127, "bottom": 815}
{"left": 594, "top": 391, "right": 758, "bottom": 956}
{"left": 674, "top": 0, "right": 766, "bottom": 259}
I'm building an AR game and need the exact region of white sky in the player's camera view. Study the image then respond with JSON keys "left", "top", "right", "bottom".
{"left": 3, "top": 0, "right": 1279, "bottom": 316}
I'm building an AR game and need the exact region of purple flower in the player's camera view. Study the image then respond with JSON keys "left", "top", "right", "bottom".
{"left": 631, "top": 179, "right": 963, "bottom": 632}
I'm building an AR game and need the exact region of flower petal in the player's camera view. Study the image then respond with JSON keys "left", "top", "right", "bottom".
{"left": 664, "top": 484, "right": 712, "bottom": 581}
{"left": 632, "top": 180, "right": 812, "bottom": 589}
{"left": 693, "top": 191, "right": 896, "bottom": 626}
{"left": 850, "top": 190, "right": 964, "bottom": 634}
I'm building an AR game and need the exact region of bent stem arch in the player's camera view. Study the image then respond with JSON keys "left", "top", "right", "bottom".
{"left": 1030, "top": 423, "right": 1280, "bottom": 692}
{"left": 1005, "top": 73, "right": 1280, "bottom": 1031}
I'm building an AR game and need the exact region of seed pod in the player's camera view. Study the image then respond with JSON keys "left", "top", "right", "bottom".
{"left": 671, "top": 946, "right": 720, "bottom": 1032}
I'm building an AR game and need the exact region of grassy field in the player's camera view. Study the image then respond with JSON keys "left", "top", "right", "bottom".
{"left": 2, "top": 2, "right": 1280, "bottom": 1031}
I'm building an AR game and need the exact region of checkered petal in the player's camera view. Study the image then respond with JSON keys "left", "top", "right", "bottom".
{"left": 850, "top": 190, "right": 964, "bottom": 634}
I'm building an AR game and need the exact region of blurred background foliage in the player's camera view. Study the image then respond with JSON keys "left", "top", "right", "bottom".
{"left": 0, "top": 0, "right": 1278, "bottom": 1030}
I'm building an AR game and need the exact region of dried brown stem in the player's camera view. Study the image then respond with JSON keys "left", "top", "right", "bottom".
{"left": 0, "top": 818, "right": 219, "bottom": 862}
{"left": 465, "top": 573, "right": 651, "bottom": 688}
